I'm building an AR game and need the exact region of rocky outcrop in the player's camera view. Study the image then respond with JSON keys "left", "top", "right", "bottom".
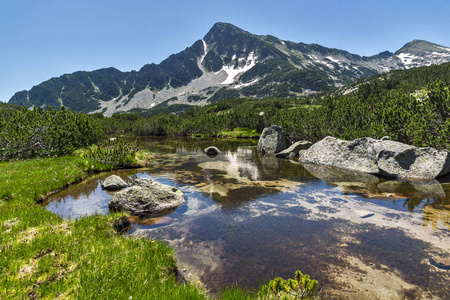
{"left": 299, "top": 136, "right": 450, "bottom": 180}
{"left": 204, "top": 146, "right": 220, "bottom": 157}
{"left": 109, "top": 178, "right": 185, "bottom": 214}
{"left": 101, "top": 175, "right": 127, "bottom": 190}
{"left": 275, "top": 140, "right": 312, "bottom": 159}
{"left": 257, "top": 125, "right": 290, "bottom": 154}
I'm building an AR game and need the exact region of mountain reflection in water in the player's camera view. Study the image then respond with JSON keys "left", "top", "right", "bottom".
{"left": 46, "top": 137, "right": 450, "bottom": 299}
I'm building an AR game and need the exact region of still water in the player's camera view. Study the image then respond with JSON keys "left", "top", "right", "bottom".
{"left": 47, "top": 137, "right": 450, "bottom": 299}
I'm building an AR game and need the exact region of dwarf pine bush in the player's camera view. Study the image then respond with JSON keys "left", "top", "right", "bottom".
{"left": 0, "top": 106, "right": 102, "bottom": 160}
{"left": 80, "top": 137, "right": 139, "bottom": 172}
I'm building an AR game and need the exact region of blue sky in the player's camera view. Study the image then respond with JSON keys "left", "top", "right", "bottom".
{"left": 1, "top": 0, "right": 449, "bottom": 102}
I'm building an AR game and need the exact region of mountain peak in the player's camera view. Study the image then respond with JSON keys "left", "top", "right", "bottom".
{"left": 8, "top": 23, "right": 450, "bottom": 115}
{"left": 395, "top": 39, "right": 449, "bottom": 55}
{"left": 209, "top": 22, "right": 244, "bottom": 33}
{"left": 204, "top": 22, "right": 251, "bottom": 42}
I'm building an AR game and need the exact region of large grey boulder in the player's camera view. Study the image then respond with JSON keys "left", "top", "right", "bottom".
{"left": 101, "top": 175, "right": 127, "bottom": 190}
{"left": 299, "top": 136, "right": 450, "bottom": 180}
{"left": 257, "top": 125, "right": 290, "bottom": 153}
{"left": 275, "top": 140, "right": 312, "bottom": 159}
{"left": 109, "top": 178, "right": 185, "bottom": 214}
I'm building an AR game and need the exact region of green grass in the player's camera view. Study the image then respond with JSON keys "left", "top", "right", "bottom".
{"left": 0, "top": 155, "right": 316, "bottom": 299}
{"left": 217, "top": 128, "right": 260, "bottom": 139}
{"left": 0, "top": 156, "right": 207, "bottom": 299}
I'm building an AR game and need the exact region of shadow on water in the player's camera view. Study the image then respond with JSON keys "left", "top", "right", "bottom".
{"left": 46, "top": 137, "right": 450, "bottom": 298}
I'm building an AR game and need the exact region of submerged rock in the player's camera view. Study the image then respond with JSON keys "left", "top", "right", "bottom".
{"left": 112, "top": 216, "right": 131, "bottom": 234}
{"left": 275, "top": 140, "right": 312, "bottom": 159}
{"left": 204, "top": 146, "right": 220, "bottom": 157}
{"left": 429, "top": 258, "right": 450, "bottom": 270}
{"left": 101, "top": 175, "right": 127, "bottom": 190}
{"left": 109, "top": 178, "right": 185, "bottom": 215}
{"left": 299, "top": 136, "right": 450, "bottom": 180}
{"left": 257, "top": 125, "right": 290, "bottom": 154}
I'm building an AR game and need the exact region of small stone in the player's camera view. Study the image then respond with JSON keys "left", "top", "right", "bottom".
{"left": 204, "top": 146, "right": 220, "bottom": 157}
{"left": 101, "top": 175, "right": 127, "bottom": 190}
{"left": 275, "top": 140, "right": 312, "bottom": 158}
{"left": 355, "top": 210, "right": 375, "bottom": 218}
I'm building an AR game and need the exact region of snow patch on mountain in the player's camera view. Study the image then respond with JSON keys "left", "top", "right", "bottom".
{"left": 397, "top": 53, "right": 421, "bottom": 67}
{"left": 437, "top": 46, "right": 450, "bottom": 52}
{"left": 219, "top": 52, "right": 257, "bottom": 84}
{"left": 432, "top": 51, "right": 450, "bottom": 57}
{"left": 326, "top": 56, "right": 340, "bottom": 63}
{"left": 200, "top": 39, "right": 207, "bottom": 63}
{"left": 234, "top": 78, "right": 260, "bottom": 89}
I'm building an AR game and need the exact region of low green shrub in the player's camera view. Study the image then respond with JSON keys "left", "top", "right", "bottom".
{"left": 0, "top": 106, "right": 102, "bottom": 160}
{"left": 79, "top": 137, "right": 139, "bottom": 172}
{"left": 259, "top": 270, "right": 319, "bottom": 300}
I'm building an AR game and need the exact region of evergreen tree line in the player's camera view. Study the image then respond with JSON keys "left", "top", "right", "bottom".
{"left": 97, "top": 80, "right": 450, "bottom": 149}
{"left": 2, "top": 66, "right": 449, "bottom": 161}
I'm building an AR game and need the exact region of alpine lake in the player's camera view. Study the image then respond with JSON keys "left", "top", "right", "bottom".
{"left": 46, "top": 137, "right": 450, "bottom": 299}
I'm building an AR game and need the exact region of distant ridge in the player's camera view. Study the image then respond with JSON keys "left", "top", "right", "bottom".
{"left": 9, "top": 22, "right": 450, "bottom": 115}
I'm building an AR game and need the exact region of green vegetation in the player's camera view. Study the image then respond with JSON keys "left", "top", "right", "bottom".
{"left": 95, "top": 77, "right": 450, "bottom": 149}
{"left": 0, "top": 157, "right": 206, "bottom": 299}
{"left": 0, "top": 106, "right": 102, "bottom": 160}
{"left": 342, "top": 61, "right": 450, "bottom": 97}
{"left": 4, "top": 54, "right": 450, "bottom": 299}
{"left": 0, "top": 105, "right": 298, "bottom": 299}
{"left": 260, "top": 270, "right": 319, "bottom": 300}
{"left": 0, "top": 154, "right": 318, "bottom": 299}
{"left": 217, "top": 127, "right": 260, "bottom": 138}
{"left": 78, "top": 138, "right": 141, "bottom": 172}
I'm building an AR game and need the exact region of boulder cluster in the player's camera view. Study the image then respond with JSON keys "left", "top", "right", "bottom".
{"left": 257, "top": 125, "right": 450, "bottom": 181}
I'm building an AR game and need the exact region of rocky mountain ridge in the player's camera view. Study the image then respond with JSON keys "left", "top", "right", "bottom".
{"left": 9, "top": 23, "right": 450, "bottom": 115}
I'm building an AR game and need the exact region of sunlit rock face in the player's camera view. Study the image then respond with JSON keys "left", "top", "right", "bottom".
{"left": 257, "top": 125, "right": 290, "bottom": 154}
{"left": 300, "top": 136, "right": 450, "bottom": 180}
{"left": 109, "top": 178, "right": 185, "bottom": 215}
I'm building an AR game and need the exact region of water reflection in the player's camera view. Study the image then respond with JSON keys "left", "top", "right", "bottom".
{"left": 46, "top": 137, "right": 450, "bottom": 299}
{"left": 46, "top": 170, "right": 139, "bottom": 219}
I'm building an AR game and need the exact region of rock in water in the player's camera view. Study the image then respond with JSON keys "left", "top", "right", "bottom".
{"left": 109, "top": 178, "right": 185, "bottom": 214}
{"left": 204, "top": 146, "right": 220, "bottom": 157}
{"left": 257, "top": 125, "right": 290, "bottom": 153}
{"left": 101, "top": 175, "right": 127, "bottom": 190}
{"left": 275, "top": 140, "right": 312, "bottom": 158}
{"left": 375, "top": 140, "right": 450, "bottom": 179}
{"left": 299, "top": 136, "right": 450, "bottom": 180}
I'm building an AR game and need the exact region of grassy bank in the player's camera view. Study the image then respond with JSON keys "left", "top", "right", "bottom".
{"left": 0, "top": 155, "right": 319, "bottom": 299}
{"left": 0, "top": 156, "right": 207, "bottom": 299}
